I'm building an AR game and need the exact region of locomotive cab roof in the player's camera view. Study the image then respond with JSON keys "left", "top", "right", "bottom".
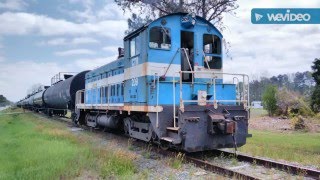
{"left": 124, "top": 12, "right": 222, "bottom": 41}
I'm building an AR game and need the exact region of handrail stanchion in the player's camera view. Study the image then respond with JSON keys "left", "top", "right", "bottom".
{"left": 173, "top": 78, "right": 176, "bottom": 128}
{"left": 213, "top": 77, "right": 217, "bottom": 109}
{"left": 233, "top": 77, "right": 240, "bottom": 105}
{"left": 156, "top": 73, "right": 159, "bottom": 128}
{"left": 179, "top": 71, "right": 184, "bottom": 112}
{"left": 242, "top": 75, "right": 245, "bottom": 106}
{"left": 247, "top": 75, "right": 250, "bottom": 108}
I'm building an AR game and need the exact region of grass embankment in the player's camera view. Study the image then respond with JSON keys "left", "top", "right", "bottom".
{"left": 0, "top": 108, "right": 136, "bottom": 179}
{"left": 240, "top": 130, "right": 320, "bottom": 168}
{"left": 242, "top": 108, "right": 320, "bottom": 168}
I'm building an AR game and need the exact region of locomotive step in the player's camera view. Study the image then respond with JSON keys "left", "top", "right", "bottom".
{"left": 166, "top": 127, "right": 179, "bottom": 131}
{"left": 161, "top": 137, "right": 174, "bottom": 142}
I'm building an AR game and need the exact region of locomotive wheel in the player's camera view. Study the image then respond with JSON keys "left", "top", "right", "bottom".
{"left": 160, "top": 142, "right": 169, "bottom": 150}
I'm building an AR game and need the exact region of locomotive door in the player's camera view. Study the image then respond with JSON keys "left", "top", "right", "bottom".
{"left": 180, "top": 31, "right": 194, "bottom": 82}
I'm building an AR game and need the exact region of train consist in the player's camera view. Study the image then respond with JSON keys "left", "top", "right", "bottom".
{"left": 17, "top": 71, "right": 89, "bottom": 116}
{"left": 17, "top": 13, "right": 250, "bottom": 152}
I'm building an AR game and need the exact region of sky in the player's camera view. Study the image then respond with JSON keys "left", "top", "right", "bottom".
{"left": 0, "top": 0, "right": 319, "bottom": 102}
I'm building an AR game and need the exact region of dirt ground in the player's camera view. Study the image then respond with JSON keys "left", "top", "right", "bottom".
{"left": 249, "top": 109, "right": 320, "bottom": 133}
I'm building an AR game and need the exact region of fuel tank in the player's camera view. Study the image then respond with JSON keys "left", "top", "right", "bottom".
{"left": 43, "top": 71, "right": 89, "bottom": 110}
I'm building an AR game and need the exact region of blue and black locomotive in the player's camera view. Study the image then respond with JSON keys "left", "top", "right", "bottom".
{"left": 17, "top": 13, "right": 250, "bottom": 152}
{"left": 74, "top": 13, "right": 250, "bottom": 152}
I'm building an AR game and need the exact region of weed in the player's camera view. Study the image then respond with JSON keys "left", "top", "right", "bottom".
{"left": 127, "top": 138, "right": 134, "bottom": 151}
{"left": 168, "top": 152, "right": 185, "bottom": 169}
{"left": 100, "top": 149, "right": 137, "bottom": 178}
{"left": 143, "top": 144, "right": 152, "bottom": 159}
{"left": 231, "top": 157, "right": 238, "bottom": 166}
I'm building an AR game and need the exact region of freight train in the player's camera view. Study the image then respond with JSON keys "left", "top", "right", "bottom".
{"left": 17, "top": 13, "right": 250, "bottom": 152}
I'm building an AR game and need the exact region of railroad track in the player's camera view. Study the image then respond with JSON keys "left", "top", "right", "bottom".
{"left": 209, "top": 150, "right": 320, "bottom": 179}
{"left": 30, "top": 111, "right": 320, "bottom": 179}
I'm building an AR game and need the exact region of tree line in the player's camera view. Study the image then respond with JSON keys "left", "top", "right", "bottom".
{"left": 261, "top": 58, "right": 320, "bottom": 116}
{"left": 250, "top": 71, "right": 315, "bottom": 103}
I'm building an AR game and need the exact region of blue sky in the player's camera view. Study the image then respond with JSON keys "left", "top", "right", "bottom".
{"left": 0, "top": 0, "right": 320, "bottom": 101}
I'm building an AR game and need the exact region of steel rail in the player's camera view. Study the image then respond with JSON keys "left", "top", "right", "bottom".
{"left": 209, "top": 150, "right": 320, "bottom": 179}
{"left": 156, "top": 149, "right": 259, "bottom": 180}
{"left": 185, "top": 155, "right": 259, "bottom": 180}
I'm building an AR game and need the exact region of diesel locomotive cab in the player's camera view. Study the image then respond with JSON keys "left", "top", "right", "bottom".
{"left": 145, "top": 13, "right": 249, "bottom": 151}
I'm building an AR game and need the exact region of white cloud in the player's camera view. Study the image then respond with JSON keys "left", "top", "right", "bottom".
{"left": 0, "top": 0, "right": 27, "bottom": 11}
{"left": 72, "top": 37, "right": 99, "bottom": 45}
{"left": 0, "top": 56, "right": 119, "bottom": 101}
{"left": 55, "top": 49, "right": 95, "bottom": 56}
{"left": 41, "top": 37, "right": 99, "bottom": 46}
{"left": 222, "top": 0, "right": 320, "bottom": 77}
{"left": 102, "top": 46, "right": 119, "bottom": 53}
{"left": 66, "top": 0, "right": 127, "bottom": 23}
{"left": 75, "top": 56, "right": 117, "bottom": 70}
{"left": 44, "top": 38, "right": 66, "bottom": 46}
{"left": 0, "top": 61, "right": 71, "bottom": 102}
{"left": 0, "top": 12, "right": 127, "bottom": 39}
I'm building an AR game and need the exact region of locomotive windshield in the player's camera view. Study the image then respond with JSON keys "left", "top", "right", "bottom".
{"left": 203, "top": 34, "right": 222, "bottom": 69}
{"left": 149, "top": 27, "right": 171, "bottom": 50}
{"left": 204, "top": 56, "right": 222, "bottom": 69}
{"left": 203, "top": 34, "right": 221, "bottom": 54}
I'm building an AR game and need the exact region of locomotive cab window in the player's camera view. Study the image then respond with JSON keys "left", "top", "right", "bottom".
{"left": 204, "top": 56, "right": 222, "bottom": 69}
{"left": 149, "top": 27, "right": 171, "bottom": 50}
{"left": 203, "top": 34, "right": 221, "bottom": 54}
{"left": 130, "top": 36, "right": 140, "bottom": 57}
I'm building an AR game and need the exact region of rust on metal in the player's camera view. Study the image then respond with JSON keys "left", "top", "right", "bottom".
{"left": 226, "top": 121, "right": 236, "bottom": 134}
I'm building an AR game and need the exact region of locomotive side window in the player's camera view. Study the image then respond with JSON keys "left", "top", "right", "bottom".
{"left": 149, "top": 27, "right": 171, "bottom": 50}
{"left": 203, "top": 34, "right": 221, "bottom": 54}
{"left": 130, "top": 36, "right": 140, "bottom": 57}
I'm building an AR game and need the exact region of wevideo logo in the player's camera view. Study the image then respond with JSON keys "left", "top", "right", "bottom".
{"left": 251, "top": 8, "right": 320, "bottom": 24}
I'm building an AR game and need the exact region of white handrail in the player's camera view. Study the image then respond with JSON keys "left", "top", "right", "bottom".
{"left": 156, "top": 73, "right": 160, "bottom": 128}
{"left": 173, "top": 80, "right": 176, "bottom": 128}
{"left": 177, "top": 70, "right": 250, "bottom": 111}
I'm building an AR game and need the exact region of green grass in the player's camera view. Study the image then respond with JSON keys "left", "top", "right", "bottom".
{"left": 239, "top": 130, "right": 320, "bottom": 168}
{"left": 0, "top": 108, "right": 137, "bottom": 179}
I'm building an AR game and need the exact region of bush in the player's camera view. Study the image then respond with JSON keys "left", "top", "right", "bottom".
{"left": 290, "top": 98, "right": 314, "bottom": 117}
{"left": 291, "top": 116, "right": 306, "bottom": 130}
{"left": 262, "top": 85, "right": 278, "bottom": 116}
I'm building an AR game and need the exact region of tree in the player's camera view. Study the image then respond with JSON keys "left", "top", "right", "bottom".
{"left": 311, "top": 58, "right": 320, "bottom": 85}
{"left": 262, "top": 85, "right": 277, "bottom": 116}
{"left": 0, "top": 95, "right": 11, "bottom": 107}
{"left": 311, "top": 58, "right": 320, "bottom": 112}
{"left": 115, "top": 0, "right": 238, "bottom": 33}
